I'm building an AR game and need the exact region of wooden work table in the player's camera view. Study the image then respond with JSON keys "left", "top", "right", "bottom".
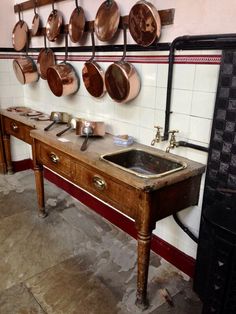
{"left": 0, "top": 108, "right": 205, "bottom": 308}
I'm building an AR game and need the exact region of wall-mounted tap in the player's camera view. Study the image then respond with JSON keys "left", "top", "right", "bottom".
{"left": 151, "top": 125, "right": 163, "bottom": 146}
{"left": 166, "top": 130, "right": 179, "bottom": 152}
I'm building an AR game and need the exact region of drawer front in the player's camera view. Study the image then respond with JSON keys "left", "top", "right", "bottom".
{"left": 3, "top": 116, "right": 33, "bottom": 144}
{"left": 75, "top": 164, "right": 139, "bottom": 218}
{"left": 36, "top": 142, "right": 75, "bottom": 179}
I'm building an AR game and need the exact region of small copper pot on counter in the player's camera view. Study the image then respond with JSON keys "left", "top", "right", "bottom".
{"left": 105, "top": 25, "right": 141, "bottom": 103}
{"left": 47, "top": 33, "right": 79, "bottom": 97}
{"left": 44, "top": 111, "right": 72, "bottom": 131}
{"left": 76, "top": 119, "right": 105, "bottom": 151}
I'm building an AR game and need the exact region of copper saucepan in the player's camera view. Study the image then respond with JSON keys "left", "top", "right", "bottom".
{"left": 94, "top": 0, "right": 120, "bottom": 42}
{"left": 105, "top": 25, "right": 141, "bottom": 103}
{"left": 56, "top": 117, "right": 78, "bottom": 137}
{"left": 12, "top": 5, "right": 29, "bottom": 51}
{"left": 46, "top": 0, "right": 63, "bottom": 42}
{"left": 37, "top": 33, "right": 56, "bottom": 80}
{"left": 129, "top": 0, "right": 161, "bottom": 47}
{"left": 68, "top": 0, "right": 86, "bottom": 43}
{"left": 13, "top": 39, "right": 39, "bottom": 85}
{"left": 44, "top": 112, "right": 72, "bottom": 131}
{"left": 47, "top": 33, "right": 79, "bottom": 97}
{"left": 76, "top": 119, "right": 105, "bottom": 151}
{"left": 31, "top": 0, "right": 41, "bottom": 36}
{"left": 82, "top": 29, "right": 106, "bottom": 98}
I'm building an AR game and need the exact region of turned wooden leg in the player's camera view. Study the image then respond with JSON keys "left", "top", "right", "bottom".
{"left": 34, "top": 164, "right": 47, "bottom": 218}
{"left": 3, "top": 134, "right": 13, "bottom": 174}
{"left": 135, "top": 231, "right": 152, "bottom": 310}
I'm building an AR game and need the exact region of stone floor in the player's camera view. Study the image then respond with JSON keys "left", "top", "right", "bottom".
{"left": 0, "top": 170, "right": 203, "bottom": 314}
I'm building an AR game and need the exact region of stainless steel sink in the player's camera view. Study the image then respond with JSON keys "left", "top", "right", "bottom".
{"left": 100, "top": 148, "right": 187, "bottom": 178}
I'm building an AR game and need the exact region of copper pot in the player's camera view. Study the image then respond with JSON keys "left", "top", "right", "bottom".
{"left": 47, "top": 33, "right": 79, "bottom": 97}
{"left": 44, "top": 112, "right": 72, "bottom": 131}
{"left": 13, "top": 56, "right": 39, "bottom": 85}
{"left": 76, "top": 119, "right": 105, "bottom": 151}
{"left": 68, "top": 0, "right": 85, "bottom": 43}
{"left": 31, "top": 0, "right": 41, "bottom": 36}
{"left": 105, "top": 26, "right": 141, "bottom": 103}
{"left": 37, "top": 34, "right": 56, "bottom": 80}
{"left": 12, "top": 6, "right": 29, "bottom": 51}
{"left": 82, "top": 30, "right": 106, "bottom": 98}
{"left": 129, "top": 0, "right": 161, "bottom": 47}
{"left": 46, "top": 1, "right": 63, "bottom": 42}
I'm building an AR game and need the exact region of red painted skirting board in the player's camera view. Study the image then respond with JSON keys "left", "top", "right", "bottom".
{"left": 12, "top": 159, "right": 196, "bottom": 277}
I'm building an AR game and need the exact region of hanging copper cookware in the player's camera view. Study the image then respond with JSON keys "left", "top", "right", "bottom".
{"left": 82, "top": 30, "right": 106, "bottom": 98}
{"left": 47, "top": 32, "right": 79, "bottom": 97}
{"left": 31, "top": 0, "right": 41, "bottom": 36}
{"left": 68, "top": 0, "right": 85, "bottom": 43}
{"left": 13, "top": 40, "right": 39, "bottom": 85}
{"left": 105, "top": 25, "right": 141, "bottom": 103}
{"left": 37, "top": 33, "right": 56, "bottom": 80}
{"left": 129, "top": 0, "right": 161, "bottom": 47}
{"left": 12, "top": 5, "right": 29, "bottom": 51}
{"left": 94, "top": 0, "right": 120, "bottom": 42}
{"left": 46, "top": 0, "right": 63, "bottom": 42}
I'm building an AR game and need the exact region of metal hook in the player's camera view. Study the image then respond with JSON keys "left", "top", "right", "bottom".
{"left": 17, "top": 4, "right": 22, "bottom": 21}
{"left": 121, "top": 25, "right": 127, "bottom": 62}
{"left": 52, "top": 0, "right": 55, "bottom": 12}
{"left": 75, "top": 0, "right": 80, "bottom": 11}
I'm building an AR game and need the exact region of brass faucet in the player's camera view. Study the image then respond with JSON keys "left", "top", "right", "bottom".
{"left": 166, "top": 130, "right": 179, "bottom": 152}
{"left": 151, "top": 126, "right": 163, "bottom": 146}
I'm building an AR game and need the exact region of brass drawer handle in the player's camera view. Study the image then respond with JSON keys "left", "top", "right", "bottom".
{"left": 93, "top": 175, "right": 107, "bottom": 191}
{"left": 49, "top": 152, "right": 60, "bottom": 164}
{"left": 11, "top": 122, "right": 19, "bottom": 132}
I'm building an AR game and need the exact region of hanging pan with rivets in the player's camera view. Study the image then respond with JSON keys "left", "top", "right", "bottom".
{"left": 12, "top": 5, "right": 29, "bottom": 51}
{"left": 94, "top": 0, "right": 120, "bottom": 42}
{"left": 68, "top": 0, "right": 86, "bottom": 43}
{"left": 31, "top": 0, "right": 41, "bottom": 36}
{"left": 105, "top": 24, "right": 141, "bottom": 103}
{"left": 47, "top": 32, "right": 79, "bottom": 97}
{"left": 82, "top": 29, "right": 106, "bottom": 98}
{"left": 46, "top": 0, "right": 63, "bottom": 42}
{"left": 37, "top": 33, "right": 55, "bottom": 80}
{"left": 129, "top": 0, "right": 161, "bottom": 47}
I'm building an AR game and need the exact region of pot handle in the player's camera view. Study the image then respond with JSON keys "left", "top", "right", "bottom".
{"left": 88, "top": 29, "right": 96, "bottom": 62}
{"left": 44, "top": 120, "right": 56, "bottom": 131}
{"left": 121, "top": 24, "right": 127, "bottom": 62}
{"left": 63, "top": 32, "right": 69, "bottom": 63}
{"left": 56, "top": 125, "right": 71, "bottom": 137}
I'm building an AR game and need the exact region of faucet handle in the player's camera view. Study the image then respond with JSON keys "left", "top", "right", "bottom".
{"left": 168, "top": 129, "right": 179, "bottom": 135}
{"left": 154, "top": 125, "right": 163, "bottom": 131}
{"left": 151, "top": 125, "right": 163, "bottom": 146}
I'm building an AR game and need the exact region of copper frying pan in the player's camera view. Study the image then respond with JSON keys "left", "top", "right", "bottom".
{"left": 105, "top": 25, "right": 141, "bottom": 103}
{"left": 37, "top": 33, "right": 56, "bottom": 80}
{"left": 31, "top": 0, "right": 41, "bottom": 36}
{"left": 46, "top": 0, "right": 63, "bottom": 42}
{"left": 82, "top": 30, "right": 106, "bottom": 98}
{"left": 94, "top": 0, "right": 120, "bottom": 42}
{"left": 12, "top": 5, "right": 29, "bottom": 51}
{"left": 68, "top": 0, "right": 86, "bottom": 43}
{"left": 129, "top": 0, "right": 161, "bottom": 47}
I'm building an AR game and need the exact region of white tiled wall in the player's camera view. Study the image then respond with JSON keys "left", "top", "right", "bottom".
{"left": 0, "top": 50, "right": 221, "bottom": 258}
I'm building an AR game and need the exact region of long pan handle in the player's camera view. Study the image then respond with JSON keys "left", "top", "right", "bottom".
{"left": 80, "top": 134, "right": 89, "bottom": 151}
{"left": 56, "top": 126, "right": 71, "bottom": 137}
{"left": 44, "top": 120, "right": 56, "bottom": 131}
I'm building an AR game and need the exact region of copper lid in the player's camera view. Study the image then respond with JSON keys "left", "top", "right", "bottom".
{"left": 12, "top": 20, "right": 28, "bottom": 51}
{"left": 13, "top": 59, "right": 26, "bottom": 84}
{"left": 129, "top": 1, "right": 161, "bottom": 47}
{"left": 31, "top": 13, "right": 41, "bottom": 36}
{"left": 37, "top": 48, "right": 55, "bottom": 80}
{"left": 82, "top": 62, "right": 105, "bottom": 98}
{"left": 68, "top": 7, "right": 85, "bottom": 43}
{"left": 94, "top": 1, "right": 120, "bottom": 42}
{"left": 46, "top": 10, "right": 63, "bottom": 42}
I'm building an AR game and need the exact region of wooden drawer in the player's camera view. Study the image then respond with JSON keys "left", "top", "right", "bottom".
{"left": 3, "top": 116, "right": 33, "bottom": 144}
{"left": 36, "top": 142, "right": 76, "bottom": 179}
{"left": 74, "top": 163, "right": 141, "bottom": 218}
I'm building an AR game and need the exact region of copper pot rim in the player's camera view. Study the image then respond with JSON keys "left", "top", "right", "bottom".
{"left": 77, "top": 119, "right": 105, "bottom": 136}
{"left": 13, "top": 56, "right": 38, "bottom": 85}
{"left": 129, "top": 0, "right": 161, "bottom": 47}
{"left": 12, "top": 20, "right": 29, "bottom": 51}
{"left": 94, "top": 0, "right": 120, "bottom": 42}
{"left": 46, "top": 10, "right": 63, "bottom": 42}
{"left": 68, "top": 6, "right": 86, "bottom": 43}
{"left": 106, "top": 61, "right": 131, "bottom": 82}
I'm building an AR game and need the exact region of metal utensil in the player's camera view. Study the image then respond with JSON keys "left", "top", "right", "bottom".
{"left": 56, "top": 118, "right": 77, "bottom": 137}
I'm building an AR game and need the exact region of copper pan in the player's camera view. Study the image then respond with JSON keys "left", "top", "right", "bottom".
{"left": 68, "top": 0, "right": 85, "bottom": 43}
{"left": 105, "top": 25, "right": 141, "bottom": 103}
{"left": 37, "top": 33, "right": 56, "bottom": 80}
{"left": 12, "top": 6, "right": 29, "bottom": 51}
{"left": 47, "top": 33, "right": 79, "bottom": 97}
{"left": 94, "top": 0, "right": 120, "bottom": 42}
{"left": 56, "top": 117, "right": 78, "bottom": 137}
{"left": 82, "top": 30, "right": 106, "bottom": 98}
{"left": 31, "top": 0, "right": 41, "bottom": 36}
{"left": 46, "top": 0, "right": 63, "bottom": 42}
{"left": 129, "top": 0, "right": 161, "bottom": 47}
{"left": 44, "top": 112, "right": 72, "bottom": 131}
